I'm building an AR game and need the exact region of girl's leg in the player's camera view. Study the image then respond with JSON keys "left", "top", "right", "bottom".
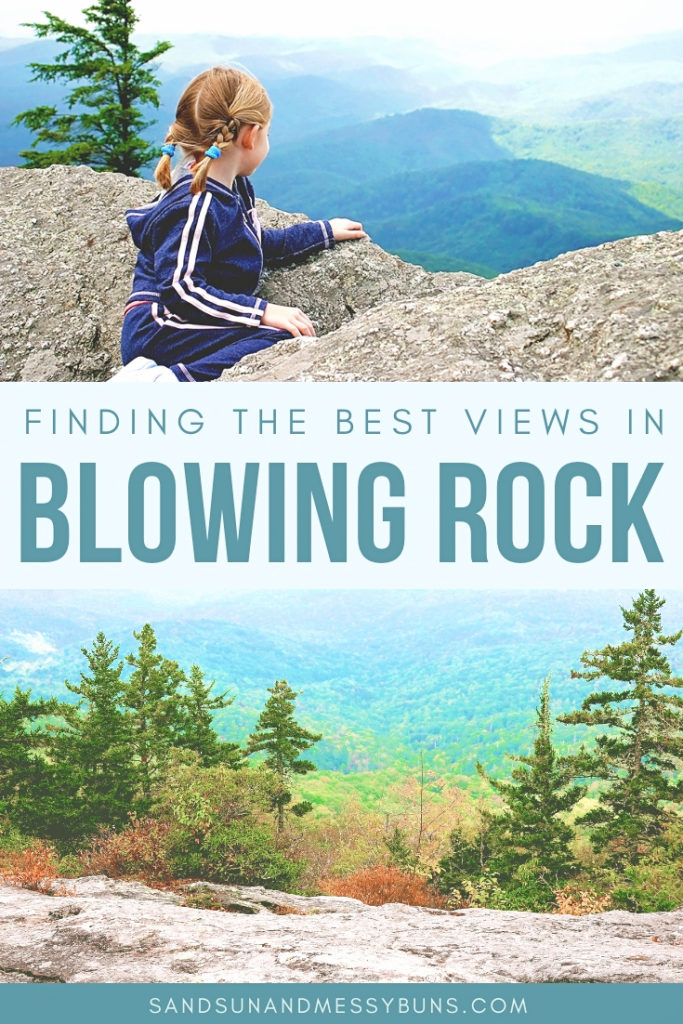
{"left": 121, "top": 303, "right": 293, "bottom": 382}
{"left": 167, "top": 327, "right": 293, "bottom": 382}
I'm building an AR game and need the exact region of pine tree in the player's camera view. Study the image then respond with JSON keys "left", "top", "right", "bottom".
{"left": 559, "top": 590, "right": 683, "bottom": 866}
{"left": 56, "top": 633, "right": 138, "bottom": 836}
{"left": 435, "top": 809, "right": 498, "bottom": 899}
{"left": 477, "top": 678, "right": 584, "bottom": 886}
{"left": 384, "top": 826, "right": 420, "bottom": 872}
{"left": 122, "top": 624, "right": 185, "bottom": 805}
{"left": 13, "top": 0, "right": 171, "bottom": 175}
{"left": 175, "top": 664, "right": 242, "bottom": 768}
{"left": 246, "top": 680, "right": 322, "bottom": 832}
{"left": 0, "top": 687, "right": 63, "bottom": 833}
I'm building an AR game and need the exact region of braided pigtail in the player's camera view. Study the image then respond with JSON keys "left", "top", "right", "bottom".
{"left": 190, "top": 152, "right": 213, "bottom": 195}
{"left": 190, "top": 118, "right": 241, "bottom": 194}
{"left": 167, "top": 67, "right": 272, "bottom": 194}
{"left": 154, "top": 130, "right": 177, "bottom": 191}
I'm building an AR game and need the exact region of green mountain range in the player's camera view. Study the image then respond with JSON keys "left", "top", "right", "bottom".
{"left": 259, "top": 155, "right": 681, "bottom": 275}
{"left": 3, "top": 590, "right": 683, "bottom": 779}
{"left": 2, "top": 32, "right": 681, "bottom": 275}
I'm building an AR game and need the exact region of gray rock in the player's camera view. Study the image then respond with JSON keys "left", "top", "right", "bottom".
{"left": 0, "top": 165, "right": 454, "bottom": 382}
{"left": 2, "top": 165, "right": 681, "bottom": 383}
{"left": 224, "top": 230, "right": 683, "bottom": 382}
{"left": 0, "top": 877, "right": 681, "bottom": 983}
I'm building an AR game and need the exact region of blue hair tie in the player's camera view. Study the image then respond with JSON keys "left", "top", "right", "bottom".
{"left": 205, "top": 145, "right": 222, "bottom": 159}
{"left": 160, "top": 143, "right": 175, "bottom": 157}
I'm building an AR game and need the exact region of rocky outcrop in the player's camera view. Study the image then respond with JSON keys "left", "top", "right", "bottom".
{"left": 0, "top": 877, "right": 682, "bottom": 983}
{"left": 0, "top": 165, "right": 456, "bottom": 382}
{"left": 225, "top": 230, "right": 683, "bottom": 382}
{"left": 1, "top": 164, "right": 681, "bottom": 382}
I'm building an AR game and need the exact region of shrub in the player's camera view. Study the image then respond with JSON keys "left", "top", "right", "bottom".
{"left": 553, "top": 885, "right": 612, "bottom": 915}
{"left": 0, "top": 839, "right": 61, "bottom": 893}
{"left": 445, "top": 865, "right": 559, "bottom": 912}
{"left": 169, "top": 821, "right": 304, "bottom": 891}
{"left": 78, "top": 817, "right": 175, "bottom": 885}
{"left": 151, "top": 762, "right": 305, "bottom": 890}
{"left": 610, "top": 862, "right": 683, "bottom": 913}
{"left": 318, "top": 865, "right": 445, "bottom": 908}
{"left": 0, "top": 818, "right": 37, "bottom": 859}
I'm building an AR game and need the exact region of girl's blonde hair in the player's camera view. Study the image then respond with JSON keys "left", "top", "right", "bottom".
{"left": 155, "top": 66, "right": 272, "bottom": 194}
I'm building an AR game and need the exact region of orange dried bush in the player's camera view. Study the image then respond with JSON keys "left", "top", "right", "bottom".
{"left": 553, "top": 885, "right": 612, "bottom": 916}
{"left": 0, "top": 840, "right": 61, "bottom": 894}
{"left": 78, "top": 817, "right": 175, "bottom": 886}
{"left": 318, "top": 865, "right": 445, "bottom": 908}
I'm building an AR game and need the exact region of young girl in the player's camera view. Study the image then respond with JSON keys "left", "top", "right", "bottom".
{"left": 113, "top": 66, "right": 366, "bottom": 382}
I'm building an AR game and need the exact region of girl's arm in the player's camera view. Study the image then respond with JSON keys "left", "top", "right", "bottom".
{"left": 261, "top": 218, "right": 336, "bottom": 263}
{"left": 260, "top": 218, "right": 367, "bottom": 262}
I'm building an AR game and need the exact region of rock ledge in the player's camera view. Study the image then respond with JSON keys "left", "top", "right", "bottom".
{"left": 0, "top": 876, "right": 681, "bottom": 983}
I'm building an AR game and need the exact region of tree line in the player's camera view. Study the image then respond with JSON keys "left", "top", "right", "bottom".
{"left": 0, "top": 624, "right": 320, "bottom": 849}
{"left": 1, "top": 590, "right": 681, "bottom": 912}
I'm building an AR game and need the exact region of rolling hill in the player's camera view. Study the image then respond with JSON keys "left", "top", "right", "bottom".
{"left": 2, "top": 590, "right": 683, "bottom": 778}
{"left": 493, "top": 114, "right": 683, "bottom": 192}
{"left": 2, "top": 32, "right": 681, "bottom": 275}
{"left": 258, "top": 156, "right": 681, "bottom": 274}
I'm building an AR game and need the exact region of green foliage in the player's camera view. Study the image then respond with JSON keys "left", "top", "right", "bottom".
{"left": 457, "top": 867, "right": 557, "bottom": 913}
{"left": 7, "top": 591, "right": 680, "bottom": 780}
{"left": 1, "top": 595, "right": 681, "bottom": 911}
{"left": 123, "top": 623, "right": 186, "bottom": 805}
{"left": 325, "top": 159, "right": 681, "bottom": 275}
{"left": 437, "top": 680, "right": 583, "bottom": 908}
{"left": 13, "top": 0, "right": 171, "bottom": 175}
{"left": 452, "top": 871, "right": 507, "bottom": 909}
{"left": 0, "top": 686, "right": 70, "bottom": 840}
{"left": 384, "top": 827, "right": 419, "bottom": 871}
{"left": 0, "top": 817, "right": 36, "bottom": 855}
{"left": 154, "top": 759, "right": 304, "bottom": 890}
{"left": 197, "top": 823, "right": 303, "bottom": 889}
{"left": 247, "top": 680, "right": 322, "bottom": 832}
{"left": 175, "top": 664, "right": 241, "bottom": 768}
{"left": 56, "top": 633, "right": 138, "bottom": 836}
{"left": 435, "top": 815, "right": 497, "bottom": 901}
{"left": 478, "top": 678, "right": 584, "bottom": 886}
{"left": 0, "top": 688, "right": 54, "bottom": 811}
{"left": 258, "top": 102, "right": 682, "bottom": 275}
{"left": 493, "top": 115, "right": 683, "bottom": 194}
{"left": 610, "top": 860, "right": 683, "bottom": 913}
{"left": 559, "top": 590, "right": 683, "bottom": 867}
{"left": 0, "top": 625, "right": 237, "bottom": 846}
{"left": 627, "top": 182, "right": 683, "bottom": 222}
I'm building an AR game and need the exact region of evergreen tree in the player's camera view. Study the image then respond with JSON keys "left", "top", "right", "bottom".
{"left": 384, "top": 826, "right": 420, "bottom": 872}
{"left": 0, "top": 687, "right": 62, "bottom": 833}
{"left": 55, "top": 633, "right": 138, "bottom": 836}
{"left": 13, "top": 0, "right": 171, "bottom": 175}
{"left": 435, "top": 810, "right": 497, "bottom": 899}
{"left": 559, "top": 590, "right": 683, "bottom": 866}
{"left": 477, "top": 678, "right": 583, "bottom": 886}
{"left": 176, "top": 664, "right": 242, "bottom": 768}
{"left": 122, "top": 624, "right": 185, "bottom": 805}
{"left": 246, "top": 680, "right": 322, "bottom": 832}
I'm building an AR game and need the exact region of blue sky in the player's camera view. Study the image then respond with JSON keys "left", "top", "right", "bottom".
{"left": 2, "top": 1, "right": 682, "bottom": 64}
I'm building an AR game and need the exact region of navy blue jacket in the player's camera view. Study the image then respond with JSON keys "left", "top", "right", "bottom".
{"left": 125, "top": 174, "right": 334, "bottom": 327}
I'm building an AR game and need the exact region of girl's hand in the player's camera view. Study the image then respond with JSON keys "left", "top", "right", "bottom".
{"left": 329, "top": 218, "right": 367, "bottom": 241}
{"left": 262, "top": 303, "right": 316, "bottom": 338}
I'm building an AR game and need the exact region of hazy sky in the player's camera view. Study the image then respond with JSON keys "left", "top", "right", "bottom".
{"left": 2, "top": 0, "right": 682, "bottom": 63}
